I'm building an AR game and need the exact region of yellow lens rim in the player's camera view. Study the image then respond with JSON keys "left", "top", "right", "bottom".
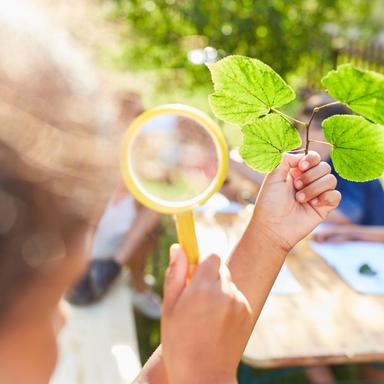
{"left": 120, "top": 104, "right": 228, "bottom": 214}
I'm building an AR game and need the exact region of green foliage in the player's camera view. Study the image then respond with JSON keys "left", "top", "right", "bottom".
{"left": 107, "top": 0, "right": 376, "bottom": 88}
{"left": 322, "top": 115, "right": 384, "bottom": 181}
{"left": 208, "top": 55, "right": 384, "bottom": 182}
{"left": 240, "top": 114, "right": 301, "bottom": 172}
{"left": 322, "top": 64, "right": 384, "bottom": 125}
{"left": 136, "top": 216, "right": 177, "bottom": 363}
{"left": 208, "top": 56, "right": 295, "bottom": 125}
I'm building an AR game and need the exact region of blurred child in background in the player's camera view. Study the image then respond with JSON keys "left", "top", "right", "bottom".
{"left": 67, "top": 92, "right": 162, "bottom": 319}
{"left": 300, "top": 94, "right": 384, "bottom": 384}
{"left": 299, "top": 94, "right": 384, "bottom": 227}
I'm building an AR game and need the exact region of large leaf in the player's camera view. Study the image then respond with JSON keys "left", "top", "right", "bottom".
{"left": 239, "top": 114, "right": 301, "bottom": 172}
{"left": 322, "top": 115, "right": 384, "bottom": 182}
{"left": 322, "top": 64, "right": 384, "bottom": 125}
{"left": 208, "top": 55, "right": 295, "bottom": 125}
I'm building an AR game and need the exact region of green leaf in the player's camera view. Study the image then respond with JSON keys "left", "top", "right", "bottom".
{"left": 208, "top": 55, "right": 295, "bottom": 125}
{"left": 322, "top": 64, "right": 384, "bottom": 125}
{"left": 322, "top": 115, "right": 384, "bottom": 182}
{"left": 239, "top": 114, "right": 301, "bottom": 172}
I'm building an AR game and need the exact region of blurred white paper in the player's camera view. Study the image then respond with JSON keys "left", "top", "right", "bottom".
{"left": 197, "top": 192, "right": 243, "bottom": 214}
{"left": 271, "top": 264, "right": 302, "bottom": 295}
{"left": 311, "top": 241, "right": 384, "bottom": 295}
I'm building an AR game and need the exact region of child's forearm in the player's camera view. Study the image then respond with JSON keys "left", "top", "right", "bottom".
{"left": 227, "top": 218, "right": 288, "bottom": 333}
{"left": 133, "top": 346, "right": 237, "bottom": 384}
{"left": 133, "top": 346, "right": 168, "bottom": 384}
{"left": 359, "top": 226, "right": 384, "bottom": 243}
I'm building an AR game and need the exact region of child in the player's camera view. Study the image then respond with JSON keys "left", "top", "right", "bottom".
{"left": 67, "top": 181, "right": 163, "bottom": 319}
{"left": 299, "top": 94, "right": 384, "bottom": 226}
{"left": 0, "top": 3, "right": 340, "bottom": 383}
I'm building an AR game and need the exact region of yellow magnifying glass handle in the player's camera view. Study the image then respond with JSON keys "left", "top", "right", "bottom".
{"left": 175, "top": 211, "right": 199, "bottom": 266}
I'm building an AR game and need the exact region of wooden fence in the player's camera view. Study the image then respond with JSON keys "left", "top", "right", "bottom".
{"left": 336, "top": 39, "right": 384, "bottom": 73}
{"left": 305, "top": 39, "right": 384, "bottom": 91}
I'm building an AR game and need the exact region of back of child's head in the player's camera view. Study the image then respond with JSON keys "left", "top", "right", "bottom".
{"left": 0, "top": 1, "right": 119, "bottom": 321}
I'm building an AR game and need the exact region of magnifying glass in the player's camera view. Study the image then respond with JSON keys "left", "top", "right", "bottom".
{"left": 120, "top": 104, "right": 228, "bottom": 266}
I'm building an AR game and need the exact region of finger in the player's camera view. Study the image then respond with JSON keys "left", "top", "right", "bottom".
{"left": 289, "top": 166, "right": 303, "bottom": 180}
{"left": 314, "top": 227, "right": 343, "bottom": 242}
{"left": 267, "top": 153, "right": 304, "bottom": 182}
{"left": 296, "top": 174, "right": 337, "bottom": 203}
{"left": 323, "top": 234, "right": 351, "bottom": 243}
{"left": 298, "top": 151, "right": 321, "bottom": 172}
{"left": 163, "top": 244, "right": 189, "bottom": 313}
{"left": 310, "top": 190, "right": 342, "bottom": 218}
{"left": 313, "top": 230, "right": 334, "bottom": 242}
{"left": 294, "top": 161, "right": 332, "bottom": 190}
{"left": 314, "top": 231, "right": 336, "bottom": 242}
{"left": 189, "top": 254, "right": 221, "bottom": 287}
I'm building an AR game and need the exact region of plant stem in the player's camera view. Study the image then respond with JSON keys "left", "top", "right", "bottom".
{"left": 314, "top": 101, "right": 341, "bottom": 111}
{"left": 304, "top": 123, "right": 311, "bottom": 155}
{"left": 304, "top": 101, "right": 341, "bottom": 155}
{"left": 289, "top": 148, "right": 306, "bottom": 153}
{"left": 271, "top": 108, "right": 307, "bottom": 126}
{"left": 309, "top": 139, "right": 333, "bottom": 147}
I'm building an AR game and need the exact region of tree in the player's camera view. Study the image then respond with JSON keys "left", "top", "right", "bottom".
{"left": 108, "top": 0, "right": 376, "bottom": 88}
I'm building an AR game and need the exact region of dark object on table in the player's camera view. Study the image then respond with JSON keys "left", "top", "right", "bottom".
{"left": 358, "top": 263, "right": 378, "bottom": 277}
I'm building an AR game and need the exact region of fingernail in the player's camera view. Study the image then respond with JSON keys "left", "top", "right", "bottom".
{"left": 300, "top": 161, "right": 309, "bottom": 170}
{"left": 296, "top": 192, "right": 305, "bottom": 202}
{"left": 295, "top": 179, "right": 303, "bottom": 189}
{"left": 169, "top": 244, "right": 179, "bottom": 264}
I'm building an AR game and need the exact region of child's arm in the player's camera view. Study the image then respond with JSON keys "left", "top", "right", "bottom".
{"left": 114, "top": 205, "right": 160, "bottom": 265}
{"left": 134, "top": 151, "right": 340, "bottom": 384}
{"left": 228, "top": 151, "right": 339, "bottom": 328}
{"left": 315, "top": 225, "right": 384, "bottom": 243}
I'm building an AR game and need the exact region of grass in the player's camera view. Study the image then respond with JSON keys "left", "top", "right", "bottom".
{"left": 135, "top": 216, "right": 176, "bottom": 363}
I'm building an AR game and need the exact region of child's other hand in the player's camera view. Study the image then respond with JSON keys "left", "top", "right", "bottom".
{"left": 161, "top": 245, "right": 250, "bottom": 384}
{"left": 251, "top": 151, "right": 341, "bottom": 252}
{"left": 314, "top": 225, "right": 362, "bottom": 242}
{"left": 314, "top": 225, "right": 384, "bottom": 243}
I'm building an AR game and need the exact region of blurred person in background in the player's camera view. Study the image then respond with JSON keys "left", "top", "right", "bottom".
{"left": 299, "top": 93, "right": 384, "bottom": 227}
{"left": 67, "top": 92, "right": 162, "bottom": 320}
{"left": 299, "top": 94, "right": 384, "bottom": 384}
{"left": 0, "top": 2, "right": 341, "bottom": 384}
{"left": 66, "top": 181, "right": 162, "bottom": 319}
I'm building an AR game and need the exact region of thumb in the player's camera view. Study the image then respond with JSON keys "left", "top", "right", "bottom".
{"left": 266, "top": 152, "right": 303, "bottom": 183}
{"left": 163, "top": 244, "right": 189, "bottom": 313}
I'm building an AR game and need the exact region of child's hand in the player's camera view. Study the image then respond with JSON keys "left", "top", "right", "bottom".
{"left": 251, "top": 151, "right": 341, "bottom": 252}
{"left": 315, "top": 225, "right": 384, "bottom": 243}
{"left": 161, "top": 245, "right": 250, "bottom": 384}
{"left": 314, "top": 225, "right": 361, "bottom": 242}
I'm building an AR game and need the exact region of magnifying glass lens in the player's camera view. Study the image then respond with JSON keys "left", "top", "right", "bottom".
{"left": 120, "top": 104, "right": 228, "bottom": 266}
{"left": 130, "top": 114, "right": 219, "bottom": 205}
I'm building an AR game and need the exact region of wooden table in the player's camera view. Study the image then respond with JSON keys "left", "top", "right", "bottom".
{"left": 195, "top": 209, "right": 384, "bottom": 369}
